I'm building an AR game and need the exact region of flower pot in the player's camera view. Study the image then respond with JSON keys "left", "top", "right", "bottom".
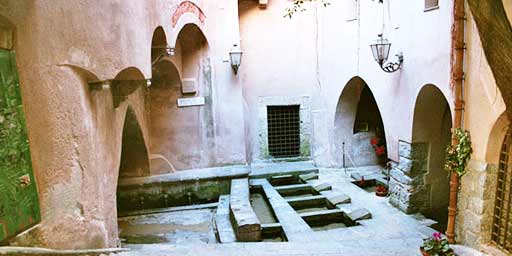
{"left": 419, "top": 247, "right": 429, "bottom": 256}
{"left": 375, "top": 190, "right": 388, "bottom": 197}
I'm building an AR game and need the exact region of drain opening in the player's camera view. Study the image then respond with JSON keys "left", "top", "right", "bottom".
{"left": 267, "top": 105, "right": 301, "bottom": 158}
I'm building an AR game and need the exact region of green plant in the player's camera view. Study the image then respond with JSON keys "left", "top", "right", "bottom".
{"left": 421, "top": 232, "right": 455, "bottom": 256}
{"left": 284, "top": 0, "right": 330, "bottom": 18}
{"left": 444, "top": 128, "right": 472, "bottom": 177}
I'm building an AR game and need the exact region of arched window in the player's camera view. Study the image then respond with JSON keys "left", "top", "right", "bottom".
{"left": 491, "top": 130, "right": 512, "bottom": 252}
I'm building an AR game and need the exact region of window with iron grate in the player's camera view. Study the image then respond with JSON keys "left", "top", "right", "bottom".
{"left": 491, "top": 131, "right": 512, "bottom": 253}
{"left": 425, "top": 0, "right": 439, "bottom": 10}
{"left": 267, "top": 105, "right": 301, "bottom": 158}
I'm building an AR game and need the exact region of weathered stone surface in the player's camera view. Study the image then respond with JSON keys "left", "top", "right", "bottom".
{"left": 347, "top": 208, "right": 372, "bottom": 221}
{"left": 390, "top": 168, "right": 413, "bottom": 185}
{"left": 250, "top": 179, "right": 313, "bottom": 242}
{"left": 312, "top": 182, "right": 332, "bottom": 192}
{"left": 230, "top": 179, "right": 261, "bottom": 242}
{"left": 299, "top": 172, "right": 319, "bottom": 182}
{"left": 323, "top": 192, "right": 351, "bottom": 205}
{"left": 215, "top": 195, "right": 236, "bottom": 243}
{"left": 398, "top": 141, "right": 428, "bottom": 160}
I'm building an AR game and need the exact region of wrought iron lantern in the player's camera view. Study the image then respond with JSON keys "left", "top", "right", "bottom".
{"left": 229, "top": 44, "right": 243, "bottom": 75}
{"left": 370, "top": 34, "right": 403, "bottom": 73}
{"left": 165, "top": 46, "right": 175, "bottom": 56}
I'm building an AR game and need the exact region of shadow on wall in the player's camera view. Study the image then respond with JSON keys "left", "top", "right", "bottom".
{"left": 333, "top": 77, "right": 388, "bottom": 168}
{"left": 119, "top": 107, "right": 150, "bottom": 178}
{"left": 149, "top": 23, "right": 214, "bottom": 172}
{"left": 412, "top": 84, "right": 452, "bottom": 232}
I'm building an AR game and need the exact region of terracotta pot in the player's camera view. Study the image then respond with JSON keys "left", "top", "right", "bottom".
{"left": 375, "top": 190, "right": 388, "bottom": 197}
{"left": 419, "top": 248, "right": 429, "bottom": 256}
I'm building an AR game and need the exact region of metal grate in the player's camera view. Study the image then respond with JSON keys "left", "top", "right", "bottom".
{"left": 492, "top": 131, "right": 512, "bottom": 253}
{"left": 267, "top": 105, "right": 300, "bottom": 158}
{"left": 425, "top": 0, "right": 439, "bottom": 9}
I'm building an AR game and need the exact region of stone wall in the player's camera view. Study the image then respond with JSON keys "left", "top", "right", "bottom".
{"left": 456, "top": 160, "right": 497, "bottom": 248}
{"left": 389, "top": 141, "right": 429, "bottom": 214}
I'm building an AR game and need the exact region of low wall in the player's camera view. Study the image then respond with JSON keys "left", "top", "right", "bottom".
{"left": 116, "top": 165, "right": 249, "bottom": 213}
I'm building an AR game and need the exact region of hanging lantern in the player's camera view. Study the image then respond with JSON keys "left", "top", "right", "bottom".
{"left": 229, "top": 44, "right": 243, "bottom": 75}
{"left": 370, "top": 34, "right": 403, "bottom": 73}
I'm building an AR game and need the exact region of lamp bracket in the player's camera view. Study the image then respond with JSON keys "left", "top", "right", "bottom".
{"left": 380, "top": 52, "right": 403, "bottom": 73}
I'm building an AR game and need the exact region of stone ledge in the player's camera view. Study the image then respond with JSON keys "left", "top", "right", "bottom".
{"left": 119, "top": 165, "right": 249, "bottom": 187}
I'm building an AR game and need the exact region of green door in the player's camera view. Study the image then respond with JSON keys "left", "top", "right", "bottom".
{"left": 0, "top": 49, "right": 40, "bottom": 243}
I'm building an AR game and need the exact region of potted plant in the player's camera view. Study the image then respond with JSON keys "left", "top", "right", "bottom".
{"left": 375, "top": 184, "right": 388, "bottom": 197}
{"left": 420, "top": 232, "right": 455, "bottom": 256}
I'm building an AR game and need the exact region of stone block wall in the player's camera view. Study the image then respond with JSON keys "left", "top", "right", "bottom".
{"left": 389, "top": 141, "right": 429, "bottom": 214}
{"left": 456, "top": 160, "right": 497, "bottom": 248}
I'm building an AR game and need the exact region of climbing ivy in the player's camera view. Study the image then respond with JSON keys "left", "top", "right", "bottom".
{"left": 444, "top": 128, "right": 473, "bottom": 177}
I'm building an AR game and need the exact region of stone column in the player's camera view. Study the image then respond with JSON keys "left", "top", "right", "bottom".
{"left": 389, "top": 141, "right": 429, "bottom": 214}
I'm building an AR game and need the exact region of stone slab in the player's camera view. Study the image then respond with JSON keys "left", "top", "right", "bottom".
{"left": 320, "top": 192, "right": 351, "bottom": 205}
{"left": 347, "top": 208, "right": 372, "bottom": 221}
{"left": 312, "top": 182, "right": 332, "bottom": 192}
{"left": 251, "top": 179, "right": 313, "bottom": 242}
{"left": 250, "top": 161, "right": 318, "bottom": 179}
{"left": 299, "top": 172, "right": 319, "bottom": 182}
{"left": 230, "top": 179, "right": 261, "bottom": 242}
{"left": 215, "top": 195, "right": 236, "bottom": 243}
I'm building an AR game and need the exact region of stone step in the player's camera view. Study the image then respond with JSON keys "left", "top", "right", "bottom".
{"left": 230, "top": 178, "right": 261, "bottom": 242}
{"left": 215, "top": 195, "right": 236, "bottom": 243}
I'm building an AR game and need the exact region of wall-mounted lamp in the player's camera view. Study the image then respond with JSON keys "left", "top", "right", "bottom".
{"left": 370, "top": 34, "right": 403, "bottom": 73}
{"left": 152, "top": 45, "right": 175, "bottom": 56}
{"left": 229, "top": 44, "right": 243, "bottom": 75}
{"left": 166, "top": 47, "right": 175, "bottom": 56}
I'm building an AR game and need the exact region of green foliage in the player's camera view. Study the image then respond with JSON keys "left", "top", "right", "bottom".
{"left": 0, "top": 50, "right": 40, "bottom": 241}
{"left": 444, "top": 128, "right": 473, "bottom": 177}
{"left": 421, "top": 232, "right": 455, "bottom": 256}
{"left": 284, "top": 0, "right": 330, "bottom": 18}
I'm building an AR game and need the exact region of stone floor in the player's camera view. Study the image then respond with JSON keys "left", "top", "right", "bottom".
{"left": 116, "top": 167, "right": 442, "bottom": 255}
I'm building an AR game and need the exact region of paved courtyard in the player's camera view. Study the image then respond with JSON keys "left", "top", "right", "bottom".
{"left": 117, "top": 167, "right": 438, "bottom": 256}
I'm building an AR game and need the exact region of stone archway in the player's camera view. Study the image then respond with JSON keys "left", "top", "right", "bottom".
{"left": 149, "top": 23, "right": 213, "bottom": 172}
{"left": 412, "top": 84, "right": 452, "bottom": 231}
{"left": 333, "top": 77, "right": 388, "bottom": 168}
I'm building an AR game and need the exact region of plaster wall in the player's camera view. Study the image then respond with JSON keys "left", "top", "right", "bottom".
{"left": 238, "top": 0, "right": 454, "bottom": 166}
{"left": 0, "top": 0, "right": 247, "bottom": 249}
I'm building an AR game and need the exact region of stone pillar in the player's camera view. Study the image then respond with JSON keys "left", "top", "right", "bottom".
{"left": 389, "top": 141, "right": 429, "bottom": 214}
{"left": 456, "top": 160, "right": 497, "bottom": 247}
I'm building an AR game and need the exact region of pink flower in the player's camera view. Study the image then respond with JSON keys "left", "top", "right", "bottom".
{"left": 433, "top": 232, "right": 442, "bottom": 241}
